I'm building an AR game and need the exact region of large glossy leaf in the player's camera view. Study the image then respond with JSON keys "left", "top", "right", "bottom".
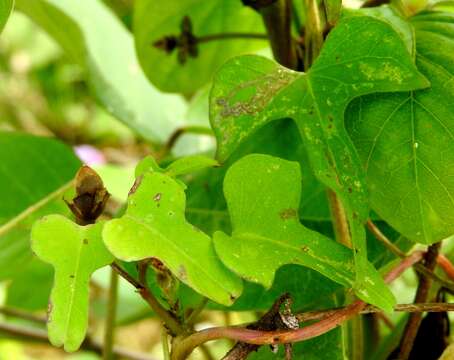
{"left": 134, "top": 0, "right": 266, "bottom": 93}
{"left": 346, "top": 11, "right": 454, "bottom": 244}
{"left": 103, "top": 170, "right": 243, "bottom": 306}
{"left": 0, "top": 132, "right": 80, "bottom": 280}
{"left": 31, "top": 215, "right": 113, "bottom": 352}
{"left": 214, "top": 154, "right": 395, "bottom": 311}
{"left": 16, "top": 0, "right": 187, "bottom": 142}
{"left": 0, "top": 0, "right": 13, "bottom": 33}
{"left": 210, "top": 15, "right": 427, "bottom": 304}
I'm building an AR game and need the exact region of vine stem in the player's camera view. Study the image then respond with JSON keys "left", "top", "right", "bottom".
{"left": 196, "top": 33, "right": 268, "bottom": 43}
{"left": 111, "top": 262, "right": 185, "bottom": 336}
{"left": 170, "top": 251, "right": 424, "bottom": 360}
{"left": 398, "top": 242, "right": 442, "bottom": 360}
{"left": 366, "top": 220, "right": 454, "bottom": 288}
{"left": 103, "top": 268, "right": 119, "bottom": 360}
{"left": 296, "top": 302, "right": 454, "bottom": 322}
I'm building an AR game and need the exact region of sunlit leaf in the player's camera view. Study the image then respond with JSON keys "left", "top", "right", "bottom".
{"left": 103, "top": 170, "right": 243, "bottom": 306}
{"left": 214, "top": 154, "right": 395, "bottom": 311}
{"left": 31, "top": 215, "right": 113, "bottom": 352}
{"left": 210, "top": 15, "right": 427, "bottom": 307}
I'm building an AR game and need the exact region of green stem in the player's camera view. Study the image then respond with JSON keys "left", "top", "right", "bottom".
{"left": 111, "top": 262, "right": 185, "bottom": 336}
{"left": 304, "top": 0, "right": 324, "bottom": 68}
{"left": 186, "top": 297, "right": 209, "bottom": 326}
{"left": 327, "top": 189, "right": 352, "bottom": 247}
{"left": 162, "top": 326, "right": 171, "bottom": 360}
{"left": 197, "top": 33, "right": 268, "bottom": 43}
{"left": 103, "top": 268, "right": 119, "bottom": 360}
{"left": 160, "top": 126, "right": 214, "bottom": 159}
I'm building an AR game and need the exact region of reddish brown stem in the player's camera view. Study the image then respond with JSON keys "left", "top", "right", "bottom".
{"left": 437, "top": 254, "right": 454, "bottom": 282}
{"left": 170, "top": 252, "right": 424, "bottom": 360}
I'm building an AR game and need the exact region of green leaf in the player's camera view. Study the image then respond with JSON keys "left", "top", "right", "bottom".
{"left": 6, "top": 258, "right": 53, "bottom": 311}
{"left": 214, "top": 154, "right": 395, "bottom": 311}
{"left": 346, "top": 12, "right": 454, "bottom": 244}
{"left": 0, "top": 133, "right": 80, "bottom": 280}
{"left": 164, "top": 155, "right": 219, "bottom": 177}
{"left": 0, "top": 0, "right": 13, "bottom": 33}
{"left": 134, "top": 0, "right": 266, "bottom": 93}
{"left": 210, "top": 15, "right": 427, "bottom": 307}
{"left": 16, "top": 0, "right": 187, "bottom": 142}
{"left": 31, "top": 215, "right": 113, "bottom": 352}
{"left": 103, "top": 170, "right": 243, "bottom": 306}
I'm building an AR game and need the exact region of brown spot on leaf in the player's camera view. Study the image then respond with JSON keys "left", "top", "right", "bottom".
{"left": 230, "top": 294, "right": 237, "bottom": 302}
{"left": 301, "top": 246, "right": 309, "bottom": 252}
{"left": 153, "top": 192, "right": 162, "bottom": 202}
{"left": 128, "top": 175, "right": 143, "bottom": 196}
{"left": 279, "top": 208, "right": 297, "bottom": 220}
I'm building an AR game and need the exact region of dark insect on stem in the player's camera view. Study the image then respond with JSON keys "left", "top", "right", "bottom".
{"left": 65, "top": 165, "right": 110, "bottom": 225}
{"left": 153, "top": 16, "right": 197, "bottom": 65}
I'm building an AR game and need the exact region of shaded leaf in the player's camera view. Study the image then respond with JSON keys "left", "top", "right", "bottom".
{"left": 214, "top": 154, "right": 395, "bottom": 311}
{"left": 103, "top": 170, "right": 243, "bottom": 306}
{"left": 134, "top": 0, "right": 266, "bottom": 93}
{"left": 31, "top": 215, "right": 113, "bottom": 352}
{"left": 16, "top": 0, "right": 187, "bottom": 142}
{"left": 0, "top": 133, "right": 80, "bottom": 280}
{"left": 210, "top": 15, "right": 427, "bottom": 308}
{"left": 347, "top": 11, "right": 454, "bottom": 244}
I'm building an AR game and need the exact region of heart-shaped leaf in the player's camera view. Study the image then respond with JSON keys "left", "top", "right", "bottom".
{"left": 214, "top": 154, "right": 395, "bottom": 311}
{"left": 103, "top": 170, "right": 243, "bottom": 306}
{"left": 347, "top": 11, "right": 454, "bottom": 244}
{"left": 210, "top": 15, "right": 428, "bottom": 306}
{"left": 31, "top": 215, "right": 113, "bottom": 352}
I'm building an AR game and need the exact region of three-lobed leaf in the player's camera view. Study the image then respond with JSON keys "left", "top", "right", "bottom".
{"left": 31, "top": 215, "right": 113, "bottom": 352}
{"left": 210, "top": 15, "right": 428, "bottom": 306}
{"left": 347, "top": 11, "right": 454, "bottom": 244}
{"left": 214, "top": 154, "right": 395, "bottom": 311}
{"left": 103, "top": 170, "right": 243, "bottom": 306}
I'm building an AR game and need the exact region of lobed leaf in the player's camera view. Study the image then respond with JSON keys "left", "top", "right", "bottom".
{"left": 103, "top": 170, "right": 243, "bottom": 306}
{"left": 214, "top": 154, "right": 395, "bottom": 311}
{"left": 210, "top": 15, "right": 427, "bottom": 308}
{"left": 31, "top": 215, "right": 113, "bottom": 352}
